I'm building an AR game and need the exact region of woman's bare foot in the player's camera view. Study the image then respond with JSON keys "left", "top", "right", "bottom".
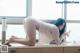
{"left": 3, "top": 36, "right": 16, "bottom": 46}
{"left": 11, "top": 35, "right": 18, "bottom": 39}
{"left": 3, "top": 41, "right": 11, "bottom": 46}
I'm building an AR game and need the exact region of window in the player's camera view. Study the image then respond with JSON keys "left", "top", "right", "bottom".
{"left": 0, "top": 0, "right": 28, "bottom": 24}
{"left": 0, "top": 25, "right": 27, "bottom": 40}
{"left": 32, "top": 0, "right": 64, "bottom": 40}
{"left": 0, "top": 25, "right": 2, "bottom": 40}
{"left": 66, "top": 0, "right": 80, "bottom": 42}
{"left": 66, "top": 23, "right": 80, "bottom": 42}
{"left": 0, "top": 0, "right": 79, "bottom": 43}
{"left": 67, "top": 0, "right": 80, "bottom": 20}
{"left": 32, "top": 0, "right": 80, "bottom": 42}
{"left": 0, "top": 0, "right": 26, "bottom": 17}
{"left": 0, "top": 0, "right": 28, "bottom": 40}
{"left": 32, "top": 0, "right": 63, "bottom": 20}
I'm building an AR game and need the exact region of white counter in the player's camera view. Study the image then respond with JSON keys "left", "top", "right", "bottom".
{"left": 7, "top": 42, "right": 80, "bottom": 48}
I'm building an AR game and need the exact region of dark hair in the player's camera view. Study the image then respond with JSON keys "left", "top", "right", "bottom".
{"left": 55, "top": 18, "right": 66, "bottom": 37}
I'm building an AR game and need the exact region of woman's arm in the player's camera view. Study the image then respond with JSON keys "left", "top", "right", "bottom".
{"left": 4, "top": 18, "right": 38, "bottom": 46}
{"left": 50, "top": 28, "right": 70, "bottom": 45}
{"left": 60, "top": 30, "right": 71, "bottom": 42}
{"left": 50, "top": 27, "right": 61, "bottom": 45}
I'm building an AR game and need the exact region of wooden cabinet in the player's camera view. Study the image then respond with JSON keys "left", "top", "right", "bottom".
{"left": 42, "top": 47, "right": 63, "bottom": 53}
{"left": 8, "top": 48, "right": 17, "bottom": 53}
{"left": 17, "top": 47, "right": 63, "bottom": 53}
{"left": 5, "top": 46, "right": 80, "bottom": 53}
{"left": 18, "top": 48, "right": 42, "bottom": 53}
{"left": 64, "top": 47, "right": 80, "bottom": 53}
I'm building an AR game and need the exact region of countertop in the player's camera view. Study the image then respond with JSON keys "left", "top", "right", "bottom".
{"left": 6, "top": 42, "right": 80, "bottom": 48}
{"left": 0, "top": 41, "right": 80, "bottom": 49}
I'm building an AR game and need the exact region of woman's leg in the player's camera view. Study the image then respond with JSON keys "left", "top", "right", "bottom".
{"left": 23, "top": 18, "right": 37, "bottom": 45}
{"left": 4, "top": 17, "right": 38, "bottom": 46}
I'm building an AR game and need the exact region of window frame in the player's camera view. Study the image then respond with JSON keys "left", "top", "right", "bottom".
{"left": 0, "top": 0, "right": 32, "bottom": 24}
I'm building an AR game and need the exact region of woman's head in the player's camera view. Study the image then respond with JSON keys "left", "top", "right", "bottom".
{"left": 55, "top": 18, "right": 66, "bottom": 36}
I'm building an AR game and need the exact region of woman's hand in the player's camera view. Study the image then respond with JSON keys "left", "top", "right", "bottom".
{"left": 60, "top": 30, "right": 71, "bottom": 43}
{"left": 64, "top": 30, "right": 71, "bottom": 37}
{"left": 50, "top": 40, "right": 56, "bottom": 44}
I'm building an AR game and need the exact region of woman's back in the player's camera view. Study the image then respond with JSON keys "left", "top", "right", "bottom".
{"left": 37, "top": 21, "right": 59, "bottom": 44}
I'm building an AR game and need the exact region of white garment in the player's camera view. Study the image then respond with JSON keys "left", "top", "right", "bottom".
{"left": 37, "top": 20, "right": 59, "bottom": 44}
{"left": 24, "top": 17, "right": 60, "bottom": 45}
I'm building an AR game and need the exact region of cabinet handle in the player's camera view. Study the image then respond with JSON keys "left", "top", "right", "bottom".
{"left": 10, "top": 50, "right": 16, "bottom": 53}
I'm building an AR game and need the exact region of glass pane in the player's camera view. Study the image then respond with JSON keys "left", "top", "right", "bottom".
{"left": 6, "top": 25, "right": 39, "bottom": 40}
{"left": 6, "top": 25, "right": 26, "bottom": 40}
{"left": 67, "top": 0, "right": 80, "bottom": 20}
{"left": 0, "top": 25, "right": 39, "bottom": 40}
{"left": 66, "top": 23, "right": 80, "bottom": 42}
{"left": 67, "top": 0, "right": 79, "bottom": 1}
{"left": 0, "top": 25, "right": 2, "bottom": 40}
{"left": 0, "top": 0, "right": 26, "bottom": 17}
{"left": 32, "top": 0, "right": 63, "bottom": 20}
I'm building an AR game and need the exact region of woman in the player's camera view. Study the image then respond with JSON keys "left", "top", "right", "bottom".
{"left": 4, "top": 16, "right": 69, "bottom": 46}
